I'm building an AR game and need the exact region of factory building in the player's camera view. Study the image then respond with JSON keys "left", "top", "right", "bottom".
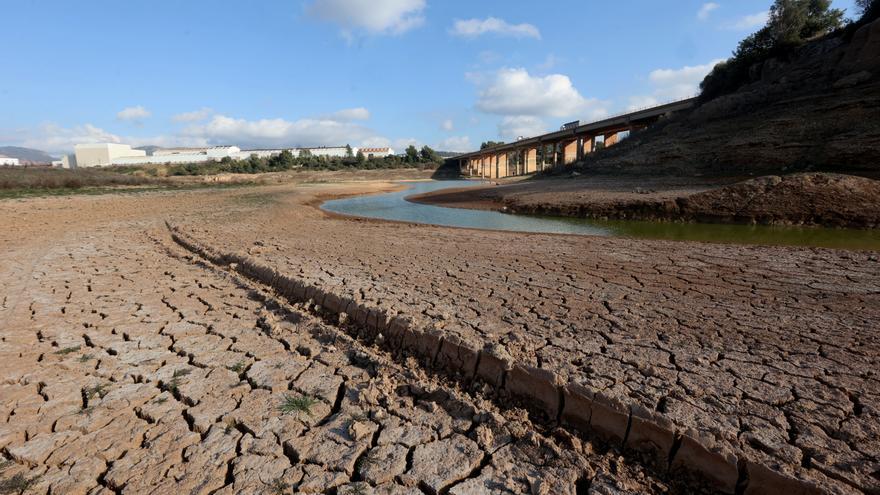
{"left": 358, "top": 147, "right": 394, "bottom": 159}
{"left": 70, "top": 143, "right": 146, "bottom": 168}
{"left": 0, "top": 155, "right": 21, "bottom": 166}
{"left": 236, "top": 146, "right": 394, "bottom": 159}
{"left": 113, "top": 146, "right": 242, "bottom": 166}
{"left": 60, "top": 143, "right": 393, "bottom": 168}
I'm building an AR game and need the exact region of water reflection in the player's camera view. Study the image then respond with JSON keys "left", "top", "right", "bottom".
{"left": 320, "top": 180, "right": 880, "bottom": 250}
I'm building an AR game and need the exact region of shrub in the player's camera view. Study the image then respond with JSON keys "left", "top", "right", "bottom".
{"left": 0, "top": 167, "right": 155, "bottom": 191}
{"left": 700, "top": 0, "right": 845, "bottom": 102}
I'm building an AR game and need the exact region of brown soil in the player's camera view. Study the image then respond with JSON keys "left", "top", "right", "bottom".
{"left": 679, "top": 173, "right": 880, "bottom": 227}
{"left": 1, "top": 178, "right": 878, "bottom": 494}
{"left": 0, "top": 180, "right": 706, "bottom": 495}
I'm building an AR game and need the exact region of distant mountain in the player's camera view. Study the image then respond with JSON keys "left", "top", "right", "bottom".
{"left": 0, "top": 146, "right": 58, "bottom": 164}
{"left": 134, "top": 145, "right": 161, "bottom": 156}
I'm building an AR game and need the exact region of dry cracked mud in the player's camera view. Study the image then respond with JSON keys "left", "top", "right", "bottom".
{"left": 1, "top": 184, "right": 705, "bottom": 495}
{"left": 2, "top": 181, "right": 878, "bottom": 494}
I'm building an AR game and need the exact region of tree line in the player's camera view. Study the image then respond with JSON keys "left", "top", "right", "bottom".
{"left": 700, "top": 0, "right": 877, "bottom": 101}
{"left": 111, "top": 145, "right": 446, "bottom": 177}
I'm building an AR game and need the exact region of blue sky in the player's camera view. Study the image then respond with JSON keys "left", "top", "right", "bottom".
{"left": 0, "top": 0, "right": 859, "bottom": 154}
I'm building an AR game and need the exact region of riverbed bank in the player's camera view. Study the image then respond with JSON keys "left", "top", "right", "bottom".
{"left": 411, "top": 173, "right": 880, "bottom": 229}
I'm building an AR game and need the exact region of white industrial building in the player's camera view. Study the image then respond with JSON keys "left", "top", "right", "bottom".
{"left": 59, "top": 143, "right": 395, "bottom": 168}
{"left": 0, "top": 155, "right": 20, "bottom": 166}
{"left": 61, "top": 143, "right": 146, "bottom": 168}
{"left": 113, "top": 146, "right": 242, "bottom": 166}
{"left": 358, "top": 147, "right": 394, "bottom": 159}
{"left": 239, "top": 146, "right": 394, "bottom": 159}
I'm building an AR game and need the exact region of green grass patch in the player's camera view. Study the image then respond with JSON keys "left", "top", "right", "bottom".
{"left": 227, "top": 361, "right": 247, "bottom": 374}
{"left": 278, "top": 394, "right": 318, "bottom": 416}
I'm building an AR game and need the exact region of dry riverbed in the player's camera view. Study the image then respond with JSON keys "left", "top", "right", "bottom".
{"left": 1, "top": 179, "right": 878, "bottom": 494}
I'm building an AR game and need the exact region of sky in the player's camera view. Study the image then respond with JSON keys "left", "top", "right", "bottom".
{"left": 0, "top": 0, "right": 860, "bottom": 155}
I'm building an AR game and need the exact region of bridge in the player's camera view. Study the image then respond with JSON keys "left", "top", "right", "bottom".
{"left": 454, "top": 97, "right": 697, "bottom": 178}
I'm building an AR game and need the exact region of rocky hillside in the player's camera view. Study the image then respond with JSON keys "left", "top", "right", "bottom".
{"left": 574, "top": 18, "right": 880, "bottom": 178}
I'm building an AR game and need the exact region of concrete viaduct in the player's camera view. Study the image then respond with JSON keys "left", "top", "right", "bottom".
{"left": 455, "top": 97, "right": 697, "bottom": 179}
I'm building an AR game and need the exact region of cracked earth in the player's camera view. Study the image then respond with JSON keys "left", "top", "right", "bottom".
{"left": 1, "top": 181, "right": 878, "bottom": 494}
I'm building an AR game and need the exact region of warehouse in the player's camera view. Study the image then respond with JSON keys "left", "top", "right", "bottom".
{"left": 61, "top": 142, "right": 393, "bottom": 168}
{"left": 113, "top": 146, "right": 241, "bottom": 166}
{"left": 0, "top": 155, "right": 20, "bottom": 166}
{"left": 65, "top": 143, "right": 146, "bottom": 168}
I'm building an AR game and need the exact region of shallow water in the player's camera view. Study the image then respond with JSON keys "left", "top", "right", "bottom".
{"left": 320, "top": 180, "right": 880, "bottom": 250}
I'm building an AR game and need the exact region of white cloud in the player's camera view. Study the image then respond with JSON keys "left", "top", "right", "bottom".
{"left": 392, "top": 137, "right": 422, "bottom": 150}
{"left": 649, "top": 59, "right": 725, "bottom": 98}
{"left": 626, "top": 59, "right": 723, "bottom": 110}
{"left": 116, "top": 106, "right": 151, "bottom": 122}
{"left": 22, "top": 123, "right": 122, "bottom": 152}
{"left": 359, "top": 136, "right": 391, "bottom": 148}
{"left": 436, "top": 136, "right": 471, "bottom": 152}
{"left": 724, "top": 11, "right": 768, "bottom": 30}
{"left": 497, "top": 116, "right": 546, "bottom": 140}
{"left": 441, "top": 119, "right": 454, "bottom": 131}
{"left": 307, "top": 0, "right": 426, "bottom": 36}
{"left": 697, "top": 3, "right": 720, "bottom": 21}
{"left": 172, "top": 107, "right": 213, "bottom": 123}
{"left": 5, "top": 107, "right": 402, "bottom": 155}
{"left": 324, "top": 107, "right": 371, "bottom": 122}
{"left": 181, "top": 114, "right": 380, "bottom": 149}
{"left": 474, "top": 68, "right": 606, "bottom": 119}
{"left": 1, "top": 123, "right": 209, "bottom": 155}
{"left": 451, "top": 17, "right": 541, "bottom": 39}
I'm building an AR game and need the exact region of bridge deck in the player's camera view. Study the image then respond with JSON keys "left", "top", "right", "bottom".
{"left": 456, "top": 97, "right": 697, "bottom": 159}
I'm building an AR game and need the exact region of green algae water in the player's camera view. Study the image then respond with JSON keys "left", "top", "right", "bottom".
{"left": 320, "top": 181, "right": 880, "bottom": 251}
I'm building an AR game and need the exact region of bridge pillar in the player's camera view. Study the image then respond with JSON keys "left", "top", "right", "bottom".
{"left": 536, "top": 144, "right": 543, "bottom": 171}
{"left": 604, "top": 132, "right": 619, "bottom": 147}
{"left": 496, "top": 153, "right": 508, "bottom": 178}
{"left": 581, "top": 136, "right": 594, "bottom": 157}
{"left": 524, "top": 147, "right": 537, "bottom": 174}
{"left": 562, "top": 140, "right": 578, "bottom": 165}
